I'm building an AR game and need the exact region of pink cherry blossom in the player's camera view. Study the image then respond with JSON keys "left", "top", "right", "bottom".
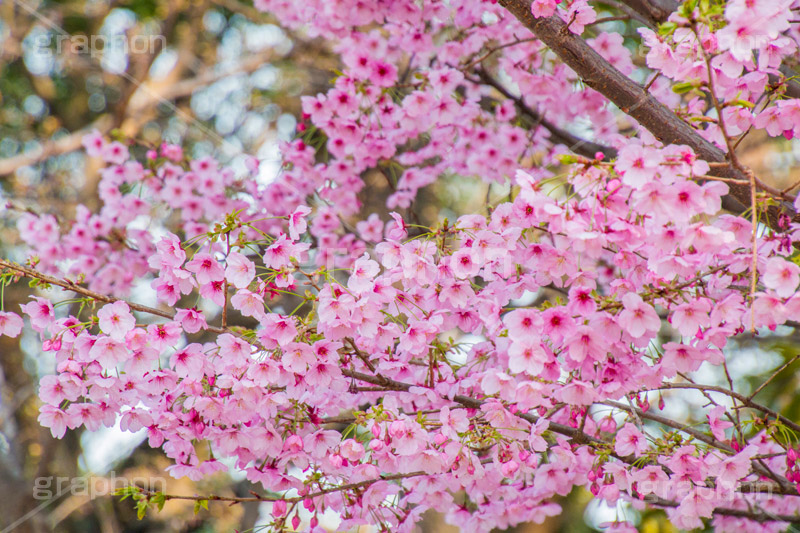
{"left": 707, "top": 406, "right": 733, "bottom": 441}
{"left": 348, "top": 254, "right": 380, "bottom": 293}
{"left": 531, "top": 0, "right": 561, "bottom": 18}
{"left": 762, "top": 257, "right": 800, "bottom": 298}
{"left": 89, "top": 336, "right": 128, "bottom": 368}
{"left": 288, "top": 205, "right": 311, "bottom": 240}
{"left": 0, "top": 311, "right": 24, "bottom": 337}
{"left": 20, "top": 297, "right": 55, "bottom": 332}
{"left": 618, "top": 293, "right": 660, "bottom": 338}
{"left": 225, "top": 251, "right": 256, "bottom": 289}
{"left": 97, "top": 301, "right": 135, "bottom": 341}
{"left": 185, "top": 253, "right": 225, "bottom": 285}
{"left": 508, "top": 339, "right": 547, "bottom": 376}
{"left": 38, "top": 405, "right": 69, "bottom": 438}
{"left": 614, "top": 423, "right": 649, "bottom": 457}
{"left": 9, "top": 1, "right": 800, "bottom": 529}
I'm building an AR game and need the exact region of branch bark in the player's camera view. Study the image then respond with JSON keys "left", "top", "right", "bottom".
{"left": 615, "top": 0, "right": 680, "bottom": 26}
{"left": 474, "top": 68, "right": 619, "bottom": 160}
{"left": 498, "top": 0, "right": 796, "bottom": 226}
{"left": 615, "top": 0, "right": 800, "bottom": 99}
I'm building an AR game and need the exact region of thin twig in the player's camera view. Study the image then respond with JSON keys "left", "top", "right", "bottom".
{"left": 748, "top": 354, "right": 800, "bottom": 401}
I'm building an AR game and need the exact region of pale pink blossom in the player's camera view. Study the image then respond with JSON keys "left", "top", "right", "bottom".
{"left": 0, "top": 311, "right": 23, "bottom": 337}
{"left": 614, "top": 423, "right": 649, "bottom": 457}
{"left": 762, "top": 257, "right": 800, "bottom": 298}
{"left": 225, "top": 251, "right": 256, "bottom": 289}
{"left": 97, "top": 301, "right": 135, "bottom": 341}
{"left": 618, "top": 293, "right": 660, "bottom": 338}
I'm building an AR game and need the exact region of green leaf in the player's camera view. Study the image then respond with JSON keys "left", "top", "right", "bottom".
{"left": 136, "top": 499, "right": 149, "bottom": 520}
{"left": 193, "top": 499, "right": 209, "bottom": 515}
{"left": 113, "top": 485, "right": 139, "bottom": 500}
{"left": 679, "top": 0, "right": 699, "bottom": 17}
{"left": 151, "top": 492, "right": 167, "bottom": 511}
{"left": 672, "top": 82, "right": 695, "bottom": 94}
{"left": 658, "top": 21, "right": 677, "bottom": 36}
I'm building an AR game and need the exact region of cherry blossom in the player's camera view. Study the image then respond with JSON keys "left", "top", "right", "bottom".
{"left": 618, "top": 293, "right": 661, "bottom": 338}
{"left": 0, "top": 311, "right": 23, "bottom": 337}
{"left": 3, "top": 0, "right": 800, "bottom": 530}
{"left": 96, "top": 301, "right": 135, "bottom": 341}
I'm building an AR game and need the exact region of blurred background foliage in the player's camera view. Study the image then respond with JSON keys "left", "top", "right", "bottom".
{"left": 0, "top": 0, "right": 798, "bottom": 532}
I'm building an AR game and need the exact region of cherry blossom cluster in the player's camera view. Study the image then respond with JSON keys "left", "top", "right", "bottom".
{"left": 3, "top": 0, "right": 800, "bottom": 531}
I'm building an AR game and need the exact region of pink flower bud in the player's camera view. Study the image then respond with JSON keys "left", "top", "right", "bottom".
{"left": 292, "top": 515, "right": 301, "bottom": 529}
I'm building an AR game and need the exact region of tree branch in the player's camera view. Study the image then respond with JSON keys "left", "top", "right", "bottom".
{"left": 497, "top": 0, "right": 795, "bottom": 226}
{"left": 0, "top": 116, "right": 113, "bottom": 177}
{"left": 6, "top": 257, "right": 799, "bottom": 518}
{"left": 614, "top": 0, "right": 800, "bottom": 99}
{"left": 0, "top": 259, "right": 237, "bottom": 334}
{"left": 474, "top": 68, "right": 618, "bottom": 160}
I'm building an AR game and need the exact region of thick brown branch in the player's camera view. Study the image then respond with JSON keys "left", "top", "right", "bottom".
{"left": 497, "top": 0, "right": 795, "bottom": 226}
{"left": 615, "top": 0, "right": 680, "bottom": 26}
{"left": 615, "top": 0, "right": 800, "bottom": 99}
